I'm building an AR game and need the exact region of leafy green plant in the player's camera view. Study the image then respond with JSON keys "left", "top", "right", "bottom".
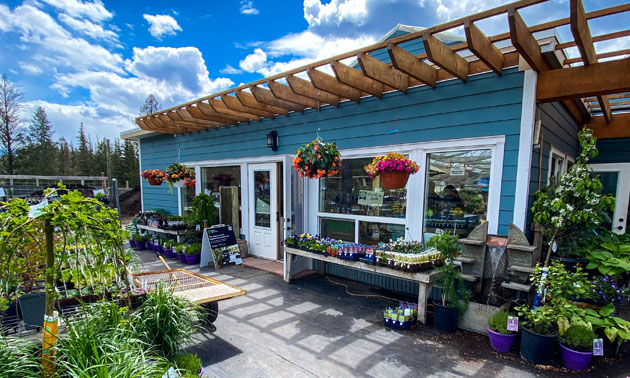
{"left": 426, "top": 232, "right": 469, "bottom": 314}
{"left": 184, "top": 243, "right": 202, "bottom": 255}
{"left": 488, "top": 310, "right": 517, "bottom": 335}
{"left": 174, "top": 353, "right": 202, "bottom": 375}
{"left": 132, "top": 233, "right": 146, "bottom": 243}
{"left": 515, "top": 304, "right": 558, "bottom": 335}
{"left": 175, "top": 244, "right": 185, "bottom": 254}
{"left": 579, "top": 303, "right": 630, "bottom": 343}
{"left": 184, "top": 194, "right": 216, "bottom": 231}
{"left": 560, "top": 324, "right": 596, "bottom": 352}
{"left": 0, "top": 336, "right": 40, "bottom": 378}
{"left": 584, "top": 232, "right": 630, "bottom": 277}
{"left": 532, "top": 128, "right": 615, "bottom": 263}
{"left": 133, "top": 283, "right": 199, "bottom": 359}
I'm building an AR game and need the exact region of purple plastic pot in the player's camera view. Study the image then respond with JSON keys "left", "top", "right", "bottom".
{"left": 156, "top": 245, "right": 164, "bottom": 254}
{"left": 133, "top": 242, "right": 146, "bottom": 250}
{"left": 129, "top": 240, "right": 136, "bottom": 248}
{"left": 185, "top": 253, "right": 200, "bottom": 264}
{"left": 199, "top": 366, "right": 204, "bottom": 377}
{"left": 560, "top": 343, "right": 592, "bottom": 371}
{"left": 147, "top": 241, "right": 154, "bottom": 250}
{"left": 178, "top": 253, "right": 187, "bottom": 263}
{"left": 487, "top": 327, "right": 517, "bottom": 353}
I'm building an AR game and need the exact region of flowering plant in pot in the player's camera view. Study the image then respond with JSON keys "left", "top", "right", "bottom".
{"left": 184, "top": 243, "right": 202, "bottom": 265}
{"left": 142, "top": 169, "right": 167, "bottom": 186}
{"left": 487, "top": 310, "right": 518, "bottom": 353}
{"left": 293, "top": 138, "right": 341, "bottom": 179}
{"left": 365, "top": 153, "right": 419, "bottom": 189}
{"left": 165, "top": 163, "right": 196, "bottom": 190}
{"left": 426, "top": 232, "right": 469, "bottom": 333}
{"left": 557, "top": 317, "right": 597, "bottom": 371}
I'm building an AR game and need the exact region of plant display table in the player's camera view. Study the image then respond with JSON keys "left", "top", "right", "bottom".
{"left": 137, "top": 224, "right": 187, "bottom": 243}
{"left": 284, "top": 247, "right": 441, "bottom": 324}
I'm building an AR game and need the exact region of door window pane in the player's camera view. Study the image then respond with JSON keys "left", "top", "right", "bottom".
{"left": 320, "top": 218, "right": 354, "bottom": 241}
{"left": 319, "top": 157, "right": 406, "bottom": 218}
{"left": 253, "top": 170, "right": 271, "bottom": 228}
{"left": 593, "top": 171, "right": 618, "bottom": 230}
{"left": 424, "top": 149, "right": 492, "bottom": 238}
{"left": 359, "top": 221, "right": 405, "bottom": 245}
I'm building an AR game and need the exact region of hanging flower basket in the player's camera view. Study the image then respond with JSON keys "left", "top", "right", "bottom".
{"left": 165, "top": 163, "right": 196, "bottom": 190}
{"left": 141, "top": 169, "right": 167, "bottom": 186}
{"left": 293, "top": 138, "right": 341, "bottom": 179}
{"left": 365, "top": 153, "right": 419, "bottom": 189}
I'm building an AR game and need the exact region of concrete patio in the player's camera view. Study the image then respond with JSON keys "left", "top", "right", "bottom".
{"left": 136, "top": 252, "right": 627, "bottom": 378}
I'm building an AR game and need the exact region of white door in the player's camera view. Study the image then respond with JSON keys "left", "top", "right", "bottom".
{"left": 590, "top": 163, "right": 630, "bottom": 234}
{"left": 248, "top": 163, "right": 278, "bottom": 259}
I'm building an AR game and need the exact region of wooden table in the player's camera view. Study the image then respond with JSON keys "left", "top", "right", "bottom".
{"left": 284, "top": 247, "right": 441, "bottom": 324}
{"left": 137, "top": 224, "right": 187, "bottom": 243}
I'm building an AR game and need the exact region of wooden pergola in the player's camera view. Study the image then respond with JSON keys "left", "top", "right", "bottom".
{"left": 135, "top": 0, "right": 630, "bottom": 139}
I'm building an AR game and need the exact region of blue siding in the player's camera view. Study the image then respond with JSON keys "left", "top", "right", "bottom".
{"left": 140, "top": 69, "right": 525, "bottom": 234}
{"left": 592, "top": 138, "right": 630, "bottom": 164}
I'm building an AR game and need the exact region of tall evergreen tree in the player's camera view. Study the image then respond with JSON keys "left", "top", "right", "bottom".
{"left": 0, "top": 74, "right": 24, "bottom": 175}
{"left": 75, "top": 122, "right": 93, "bottom": 175}
{"left": 56, "top": 137, "right": 73, "bottom": 175}
{"left": 121, "top": 139, "right": 139, "bottom": 188}
{"left": 19, "top": 107, "right": 56, "bottom": 175}
{"left": 139, "top": 94, "right": 161, "bottom": 115}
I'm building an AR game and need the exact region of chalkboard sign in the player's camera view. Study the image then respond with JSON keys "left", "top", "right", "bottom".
{"left": 200, "top": 225, "right": 241, "bottom": 269}
{"left": 207, "top": 225, "right": 237, "bottom": 249}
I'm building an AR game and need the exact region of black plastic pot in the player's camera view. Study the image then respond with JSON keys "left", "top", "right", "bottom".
{"left": 550, "top": 256, "right": 587, "bottom": 272}
{"left": 433, "top": 301, "right": 458, "bottom": 333}
{"left": 18, "top": 292, "right": 46, "bottom": 331}
{"left": 520, "top": 326, "right": 557, "bottom": 365}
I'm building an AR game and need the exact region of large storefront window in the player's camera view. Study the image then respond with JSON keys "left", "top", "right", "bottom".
{"left": 318, "top": 156, "right": 407, "bottom": 244}
{"left": 423, "top": 149, "right": 492, "bottom": 238}
{"left": 201, "top": 166, "right": 242, "bottom": 228}
{"left": 319, "top": 157, "right": 406, "bottom": 218}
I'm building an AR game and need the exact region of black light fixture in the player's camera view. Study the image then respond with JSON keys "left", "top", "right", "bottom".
{"left": 266, "top": 130, "right": 278, "bottom": 151}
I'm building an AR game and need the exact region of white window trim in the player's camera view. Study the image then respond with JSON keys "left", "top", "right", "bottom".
{"left": 307, "top": 135, "right": 505, "bottom": 240}
{"left": 547, "top": 146, "right": 574, "bottom": 185}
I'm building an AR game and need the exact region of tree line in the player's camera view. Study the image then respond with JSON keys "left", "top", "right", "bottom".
{"left": 0, "top": 75, "right": 161, "bottom": 189}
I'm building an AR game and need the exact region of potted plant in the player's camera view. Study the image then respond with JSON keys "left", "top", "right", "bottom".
{"left": 515, "top": 304, "right": 558, "bottom": 365}
{"left": 165, "top": 163, "right": 196, "bottom": 190}
{"left": 426, "top": 232, "right": 469, "bottom": 333}
{"left": 184, "top": 194, "right": 216, "bottom": 233}
{"left": 184, "top": 244, "right": 202, "bottom": 265}
{"left": 132, "top": 233, "right": 147, "bottom": 250}
{"left": 365, "top": 152, "right": 419, "bottom": 189}
{"left": 557, "top": 317, "right": 596, "bottom": 370}
{"left": 487, "top": 310, "right": 518, "bottom": 353}
{"left": 293, "top": 138, "right": 341, "bottom": 179}
{"left": 176, "top": 245, "right": 187, "bottom": 263}
{"left": 141, "top": 169, "right": 167, "bottom": 186}
{"left": 174, "top": 352, "right": 203, "bottom": 376}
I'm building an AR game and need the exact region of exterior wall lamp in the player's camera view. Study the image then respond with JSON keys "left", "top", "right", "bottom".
{"left": 267, "top": 130, "right": 278, "bottom": 151}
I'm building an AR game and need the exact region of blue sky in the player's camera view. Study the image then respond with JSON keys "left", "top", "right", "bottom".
{"left": 0, "top": 0, "right": 628, "bottom": 142}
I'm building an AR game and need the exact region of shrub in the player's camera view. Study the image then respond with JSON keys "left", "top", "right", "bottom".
{"left": 561, "top": 325, "right": 596, "bottom": 352}
{"left": 488, "top": 310, "right": 516, "bottom": 335}
{"left": 133, "top": 284, "right": 199, "bottom": 359}
{"left": 174, "top": 353, "right": 202, "bottom": 375}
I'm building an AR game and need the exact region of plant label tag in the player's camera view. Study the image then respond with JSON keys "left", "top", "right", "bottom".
{"left": 162, "top": 367, "right": 178, "bottom": 378}
{"left": 404, "top": 308, "right": 411, "bottom": 316}
{"left": 507, "top": 316, "right": 518, "bottom": 331}
{"left": 551, "top": 241, "right": 558, "bottom": 252}
{"left": 593, "top": 339, "right": 604, "bottom": 356}
{"left": 196, "top": 224, "right": 201, "bottom": 231}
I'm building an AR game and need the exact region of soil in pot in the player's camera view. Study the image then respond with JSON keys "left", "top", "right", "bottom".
{"left": 559, "top": 343, "right": 592, "bottom": 371}
{"left": 520, "top": 327, "right": 557, "bottom": 365}
{"left": 487, "top": 327, "right": 517, "bottom": 353}
{"left": 433, "top": 301, "right": 458, "bottom": 333}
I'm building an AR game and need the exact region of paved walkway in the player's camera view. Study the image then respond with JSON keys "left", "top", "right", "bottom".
{"left": 136, "top": 251, "right": 627, "bottom": 378}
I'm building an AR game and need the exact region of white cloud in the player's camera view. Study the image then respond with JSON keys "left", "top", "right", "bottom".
{"left": 39, "top": 0, "right": 113, "bottom": 23}
{"left": 303, "top": 0, "right": 367, "bottom": 29}
{"left": 240, "top": 1, "right": 259, "bottom": 15}
{"left": 19, "top": 61, "right": 43, "bottom": 75}
{"left": 220, "top": 64, "right": 243, "bottom": 75}
{"left": 58, "top": 13, "right": 119, "bottom": 44}
{"left": 143, "top": 14, "right": 182, "bottom": 39}
{"left": 0, "top": 4, "right": 10, "bottom": 32}
{"left": 239, "top": 48, "right": 267, "bottom": 73}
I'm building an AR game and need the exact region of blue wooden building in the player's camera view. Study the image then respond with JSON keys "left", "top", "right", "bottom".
{"left": 123, "top": 2, "right": 630, "bottom": 293}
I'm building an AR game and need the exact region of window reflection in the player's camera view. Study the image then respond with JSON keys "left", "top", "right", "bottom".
{"left": 424, "top": 149, "right": 491, "bottom": 238}
{"left": 359, "top": 221, "right": 405, "bottom": 245}
{"left": 201, "top": 166, "right": 241, "bottom": 228}
{"left": 254, "top": 171, "right": 271, "bottom": 228}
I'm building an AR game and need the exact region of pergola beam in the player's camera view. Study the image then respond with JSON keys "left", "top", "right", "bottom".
{"left": 267, "top": 80, "right": 319, "bottom": 108}
{"left": 536, "top": 58, "right": 630, "bottom": 102}
{"left": 307, "top": 67, "right": 362, "bottom": 102}
{"left": 423, "top": 32, "right": 469, "bottom": 81}
{"left": 191, "top": 103, "right": 244, "bottom": 124}
{"left": 508, "top": 7, "right": 550, "bottom": 72}
{"left": 387, "top": 43, "right": 437, "bottom": 87}
{"left": 220, "top": 94, "right": 276, "bottom": 118}
{"left": 570, "top": 0, "right": 611, "bottom": 123}
{"left": 235, "top": 91, "right": 290, "bottom": 116}
{"left": 331, "top": 60, "right": 384, "bottom": 98}
{"left": 285, "top": 74, "right": 341, "bottom": 106}
{"left": 209, "top": 98, "right": 261, "bottom": 121}
{"left": 357, "top": 52, "right": 409, "bottom": 93}
{"left": 464, "top": 19, "right": 504, "bottom": 75}
{"left": 250, "top": 86, "right": 305, "bottom": 113}
{"left": 588, "top": 113, "right": 630, "bottom": 139}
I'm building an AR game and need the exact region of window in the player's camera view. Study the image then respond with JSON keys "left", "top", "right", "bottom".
{"left": 423, "top": 149, "right": 492, "bottom": 238}
{"left": 253, "top": 170, "right": 271, "bottom": 228}
{"left": 318, "top": 156, "right": 407, "bottom": 244}
{"left": 547, "top": 147, "right": 575, "bottom": 185}
{"left": 181, "top": 184, "right": 196, "bottom": 215}
{"left": 201, "top": 166, "right": 242, "bottom": 228}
